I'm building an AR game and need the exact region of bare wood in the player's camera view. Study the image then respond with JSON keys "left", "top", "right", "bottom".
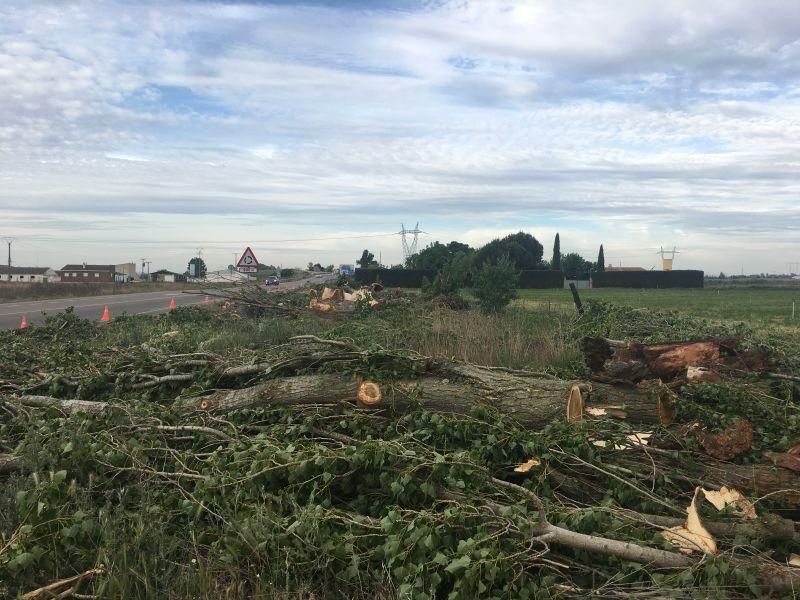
{"left": 219, "top": 351, "right": 362, "bottom": 379}
{"left": 22, "top": 568, "right": 103, "bottom": 600}
{"left": 617, "top": 510, "right": 797, "bottom": 544}
{"left": 17, "top": 395, "right": 108, "bottom": 415}
{"left": 289, "top": 335, "right": 361, "bottom": 352}
{"left": 581, "top": 336, "right": 773, "bottom": 383}
{"left": 144, "top": 425, "right": 235, "bottom": 443}
{"left": 132, "top": 374, "right": 194, "bottom": 389}
{"left": 586, "top": 380, "right": 678, "bottom": 425}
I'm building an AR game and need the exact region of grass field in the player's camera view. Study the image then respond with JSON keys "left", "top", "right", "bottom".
{"left": 516, "top": 287, "right": 800, "bottom": 327}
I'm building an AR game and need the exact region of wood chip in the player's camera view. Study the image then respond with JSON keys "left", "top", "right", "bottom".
{"left": 701, "top": 487, "right": 757, "bottom": 519}
{"left": 663, "top": 487, "right": 717, "bottom": 555}
{"left": 514, "top": 458, "right": 542, "bottom": 473}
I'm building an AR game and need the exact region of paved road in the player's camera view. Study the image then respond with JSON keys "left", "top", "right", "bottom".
{"left": 0, "top": 274, "right": 333, "bottom": 329}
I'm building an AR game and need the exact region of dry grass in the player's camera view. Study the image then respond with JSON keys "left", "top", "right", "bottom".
{"left": 414, "top": 306, "right": 577, "bottom": 370}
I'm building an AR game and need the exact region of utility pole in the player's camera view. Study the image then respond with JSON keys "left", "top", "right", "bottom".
{"left": 146, "top": 261, "right": 152, "bottom": 280}
{"left": 399, "top": 223, "right": 422, "bottom": 261}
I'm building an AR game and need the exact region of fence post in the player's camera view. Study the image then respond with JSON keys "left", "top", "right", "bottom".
{"left": 569, "top": 283, "right": 584, "bottom": 316}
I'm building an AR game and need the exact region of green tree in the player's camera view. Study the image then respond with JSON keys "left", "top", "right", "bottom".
{"left": 596, "top": 244, "right": 605, "bottom": 272}
{"left": 552, "top": 233, "right": 561, "bottom": 271}
{"left": 561, "top": 252, "right": 592, "bottom": 279}
{"left": 406, "top": 241, "right": 474, "bottom": 270}
{"left": 187, "top": 257, "right": 207, "bottom": 278}
{"left": 472, "top": 255, "right": 519, "bottom": 314}
{"left": 356, "top": 250, "right": 377, "bottom": 269}
{"left": 474, "top": 232, "right": 543, "bottom": 270}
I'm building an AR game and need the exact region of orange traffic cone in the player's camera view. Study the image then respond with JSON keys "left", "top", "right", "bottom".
{"left": 100, "top": 306, "right": 110, "bottom": 322}
{"left": 20, "top": 314, "right": 27, "bottom": 329}
{"left": 204, "top": 295, "right": 209, "bottom": 304}
{"left": 169, "top": 297, "right": 176, "bottom": 310}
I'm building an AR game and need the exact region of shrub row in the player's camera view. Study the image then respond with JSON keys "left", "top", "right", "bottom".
{"left": 591, "top": 270, "right": 704, "bottom": 288}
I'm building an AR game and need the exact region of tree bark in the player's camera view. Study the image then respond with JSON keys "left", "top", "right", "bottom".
{"left": 190, "top": 372, "right": 585, "bottom": 428}
{"left": 16, "top": 395, "right": 108, "bottom": 415}
{"left": 0, "top": 453, "right": 23, "bottom": 476}
{"left": 581, "top": 336, "right": 773, "bottom": 383}
{"left": 585, "top": 380, "right": 677, "bottom": 425}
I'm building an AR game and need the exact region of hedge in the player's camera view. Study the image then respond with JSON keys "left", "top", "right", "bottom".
{"left": 355, "top": 268, "right": 565, "bottom": 289}
{"left": 518, "top": 270, "right": 565, "bottom": 289}
{"left": 591, "top": 270, "right": 704, "bottom": 288}
{"left": 355, "top": 268, "right": 436, "bottom": 287}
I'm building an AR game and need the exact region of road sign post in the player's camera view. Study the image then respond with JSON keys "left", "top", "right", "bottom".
{"left": 236, "top": 247, "right": 260, "bottom": 274}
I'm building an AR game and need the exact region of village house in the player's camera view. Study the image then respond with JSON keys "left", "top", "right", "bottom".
{"left": 0, "top": 266, "right": 57, "bottom": 283}
{"left": 57, "top": 263, "right": 125, "bottom": 283}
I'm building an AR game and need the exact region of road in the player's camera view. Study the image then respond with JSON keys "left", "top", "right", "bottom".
{"left": 0, "top": 273, "right": 333, "bottom": 329}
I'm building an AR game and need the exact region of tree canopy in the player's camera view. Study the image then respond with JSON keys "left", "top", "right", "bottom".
{"left": 552, "top": 233, "right": 561, "bottom": 271}
{"left": 187, "top": 257, "right": 207, "bottom": 278}
{"left": 560, "top": 252, "right": 593, "bottom": 279}
{"left": 597, "top": 245, "right": 605, "bottom": 272}
{"left": 406, "top": 241, "right": 474, "bottom": 270}
{"left": 473, "top": 232, "right": 543, "bottom": 270}
{"left": 356, "top": 249, "right": 378, "bottom": 269}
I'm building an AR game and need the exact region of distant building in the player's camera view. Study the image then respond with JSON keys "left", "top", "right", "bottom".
{"left": 58, "top": 263, "right": 125, "bottom": 283}
{"left": 151, "top": 270, "right": 186, "bottom": 283}
{"left": 604, "top": 266, "right": 647, "bottom": 272}
{"left": 0, "top": 266, "right": 57, "bottom": 283}
{"left": 115, "top": 262, "right": 138, "bottom": 282}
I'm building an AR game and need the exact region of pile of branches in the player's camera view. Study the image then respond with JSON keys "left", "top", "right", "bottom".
{"left": 2, "top": 314, "right": 799, "bottom": 598}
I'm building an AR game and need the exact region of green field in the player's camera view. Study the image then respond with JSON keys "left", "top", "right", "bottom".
{"left": 516, "top": 287, "right": 800, "bottom": 327}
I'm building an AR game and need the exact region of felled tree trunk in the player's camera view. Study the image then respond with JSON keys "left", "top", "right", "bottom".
{"left": 581, "top": 337, "right": 722, "bottom": 382}
{"left": 585, "top": 380, "right": 678, "bottom": 425}
{"left": 0, "top": 453, "right": 23, "bottom": 476}
{"left": 189, "top": 371, "right": 585, "bottom": 428}
{"left": 698, "top": 461, "right": 800, "bottom": 508}
{"left": 580, "top": 336, "right": 773, "bottom": 383}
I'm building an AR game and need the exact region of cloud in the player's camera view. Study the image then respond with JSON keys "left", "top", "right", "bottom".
{"left": 0, "top": 0, "right": 799, "bottom": 273}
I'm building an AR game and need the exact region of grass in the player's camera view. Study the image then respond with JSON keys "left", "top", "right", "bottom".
{"left": 516, "top": 287, "right": 800, "bottom": 327}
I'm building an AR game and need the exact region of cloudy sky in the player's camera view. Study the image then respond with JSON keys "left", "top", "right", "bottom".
{"left": 1, "top": 0, "right": 799, "bottom": 274}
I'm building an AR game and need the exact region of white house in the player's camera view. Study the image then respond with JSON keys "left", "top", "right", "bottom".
{"left": 0, "top": 266, "right": 57, "bottom": 283}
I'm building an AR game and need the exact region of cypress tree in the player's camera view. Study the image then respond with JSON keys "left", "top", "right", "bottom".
{"left": 597, "top": 244, "right": 605, "bottom": 271}
{"left": 552, "top": 233, "right": 561, "bottom": 271}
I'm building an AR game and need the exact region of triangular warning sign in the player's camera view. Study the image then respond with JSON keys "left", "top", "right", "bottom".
{"left": 236, "top": 246, "right": 259, "bottom": 268}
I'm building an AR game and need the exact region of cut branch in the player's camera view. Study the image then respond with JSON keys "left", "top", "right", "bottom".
{"left": 16, "top": 395, "right": 108, "bottom": 415}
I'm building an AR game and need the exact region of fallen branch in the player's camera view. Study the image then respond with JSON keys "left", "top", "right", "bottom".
{"left": 15, "top": 395, "right": 108, "bottom": 415}
{"left": 21, "top": 568, "right": 103, "bottom": 600}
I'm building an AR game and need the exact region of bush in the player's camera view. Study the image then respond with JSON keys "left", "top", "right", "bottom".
{"left": 471, "top": 255, "right": 519, "bottom": 314}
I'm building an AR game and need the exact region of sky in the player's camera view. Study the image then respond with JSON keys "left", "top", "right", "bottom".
{"left": 1, "top": 0, "right": 799, "bottom": 274}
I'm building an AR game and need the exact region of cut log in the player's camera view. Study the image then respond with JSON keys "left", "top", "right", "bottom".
{"left": 585, "top": 380, "right": 677, "bottom": 425}
{"left": 699, "top": 462, "right": 800, "bottom": 507}
{"left": 189, "top": 371, "right": 585, "bottom": 428}
{"left": 581, "top": 336, "right": 773, "bottom": 383}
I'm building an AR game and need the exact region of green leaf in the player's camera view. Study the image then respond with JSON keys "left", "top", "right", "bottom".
{"left": 53, "top": 470, "right": 68, "bottom": 484}
{"left": 445, "top": 555, "right": 471, "bottom": 574}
